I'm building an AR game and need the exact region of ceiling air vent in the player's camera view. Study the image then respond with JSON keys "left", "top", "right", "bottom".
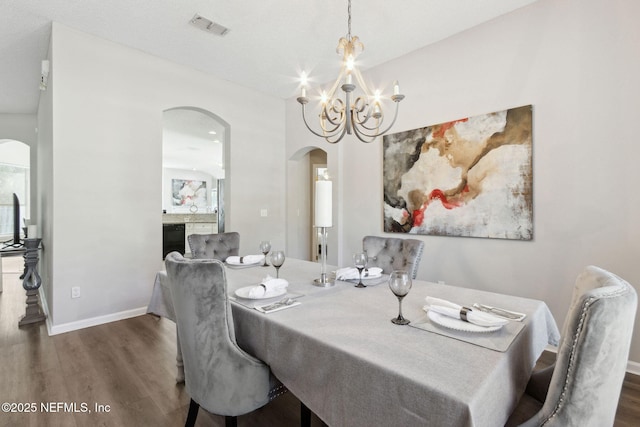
{"left": 190, "top": 14, "right": 229, "bottom": 36}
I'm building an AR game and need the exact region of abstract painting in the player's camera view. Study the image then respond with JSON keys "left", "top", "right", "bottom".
{"left": 382, "top": 105, "right": 533, "bottom": 240}
{"left": 172, "top": 179, "right": 207, "bottom": 208}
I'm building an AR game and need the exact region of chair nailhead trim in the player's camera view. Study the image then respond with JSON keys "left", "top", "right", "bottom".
{"left": 542, "top": 298, "right": 593, "bottom": 425}
{"left": 268, "top": 384, "right": 288, "bottom": 401}
{"left": 542, "top": 284, "right": 629, "bottom": 425}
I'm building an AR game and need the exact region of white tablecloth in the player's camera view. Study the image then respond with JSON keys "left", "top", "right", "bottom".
{"left": 148, "top": 258, "right": 560, "bottom": 427}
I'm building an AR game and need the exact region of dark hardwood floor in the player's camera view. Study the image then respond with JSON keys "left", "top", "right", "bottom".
{"left": 1, "top": 257, "right": 638, "bottom": 426}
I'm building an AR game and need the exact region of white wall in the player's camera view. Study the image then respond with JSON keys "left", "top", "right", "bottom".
{"left": 43, "top": 23, "right": 286, "bottom": 330}
{"left": 286, "top": 0, "right": 640, "bottom": 365}
{"left": 0, "top": 114, "right": 37, "bottom": 145}
{"left": 37, "top": 37, "right": 54, "bottom": 320}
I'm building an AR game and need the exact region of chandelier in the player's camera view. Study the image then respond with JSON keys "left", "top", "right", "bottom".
{"left": 296, "top": 0, "right": 404, "bottom": 143}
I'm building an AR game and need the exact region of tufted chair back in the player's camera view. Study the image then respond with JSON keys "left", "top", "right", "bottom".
{"left": 164, "top": 252, "right": 285, "bottom": 425}
{"left": 188, "top": 232, "right": 240, "bottom": 261}
{"left": 507, "top": 266, "right": 637, "bottom": 427}
{"left": 362, "top": 236, "right": 424, "bottom": 279}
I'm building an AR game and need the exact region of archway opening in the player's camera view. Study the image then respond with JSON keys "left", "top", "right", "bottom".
{"left": 287, "top": 146, "right": 328, "bottom": 261}
{"left": 0, "top": 139, "right": 30, "bottom": 244}
{"left": 161, "top": 107, "right": 229, "bottom": 257}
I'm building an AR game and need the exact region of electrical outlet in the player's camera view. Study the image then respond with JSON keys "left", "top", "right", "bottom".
{"left": 260, "top": 209, "right": 268, "bottom": 217}
{"left": 71, "top": 287, "right": 81, "bottom": 298}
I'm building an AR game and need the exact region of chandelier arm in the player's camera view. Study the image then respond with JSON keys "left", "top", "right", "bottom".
{"left": 325, "top": 123, "right": 349, "bottom": 144}
{"left": 356, "top": 121, "right": 382, "bottom": 133}
{"left": 322, "top": 100, "right": 345, "bottom": 127}
{"left": 355, "top": 109, "right": 382, "bottom": 131}
{"left": 355, "top": 102, "right": 402, "bottom": 137}
{"left": 325, "top": 65, "right": 348, "bottom": 101}
{"left": 320, "top": 116, "right": 343, "bottom": 135}
{"left": 372, "top": 102, "right": 402, "bottom": 135}
{"left": 300, "top": 104, "right": 344, "bottom": 139}
{"left": 350, "top": 122, "right": 378, "bottom": 143}
{"left": 352, "top": 67, "right": 373, "bottom": 97}
{"left": 352, "top": 102, "right": 374, "bottom": 127}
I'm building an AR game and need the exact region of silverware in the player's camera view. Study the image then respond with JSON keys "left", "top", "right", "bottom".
{"left": 260, "top": 297, "right": 294, "bottom": 311}
{"left": 472, "top": 303, "right": 524, "bottom": 320}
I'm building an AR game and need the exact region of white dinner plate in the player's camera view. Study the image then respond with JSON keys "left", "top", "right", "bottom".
{"left": 234, "top": 285, "right": 287, "bottom": 300}
{"left": 427, "top": 310, "right": 503, "bottom": 333}
{"left": 333, "top": 271, "right": 383, "bottom": 281}
{"left": 224, "top": 261, "right": 262, "bottom": 270}
{"left": 225, "top": 260, "right": 262, "bottom": 269}
{"left": 359, "top": 272, "right": 383, "bottom": 280}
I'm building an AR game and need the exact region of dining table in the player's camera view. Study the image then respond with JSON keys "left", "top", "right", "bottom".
{"left": 147, "top": 257, "right": 560, "bottom": 427}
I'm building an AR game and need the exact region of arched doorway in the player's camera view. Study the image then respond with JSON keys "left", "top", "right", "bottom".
{"left": 287, "top": 146, "right": 328, "bottom": 261}
{"left": 0, "top": 139, "right": 31, "bottom": 242}
{"left": 162, "top": 107, "right": 229, "bottom": 256}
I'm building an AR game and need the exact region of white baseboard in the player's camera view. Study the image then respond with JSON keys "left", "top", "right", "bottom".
{"left": 39, "top": 290, "right": 148, "bottom": 336}
{"left": 38, "top": 287, "right": 53, "bottom": 335}
{"left": 38, "top": 288, "right": 147, "bottom": 336}
{"left": 545, "top": 344, "right": 639, "bottom": 376}
{"left": 48, "top": 306, "right": 148, "bottom": 335}
{"left": 627, "top": 360, "right": 640, "bottom": 376}
{"left": 49, "top": 306, "right": 148, "bottom": 335}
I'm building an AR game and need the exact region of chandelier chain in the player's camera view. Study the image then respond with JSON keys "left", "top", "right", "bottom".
{"left": 347, "top": 0, "right": 352, "bottom": 40}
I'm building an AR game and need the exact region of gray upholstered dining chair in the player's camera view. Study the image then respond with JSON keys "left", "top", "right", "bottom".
{"left": 362, "top": 235, "right": 424, "bottom": 279}
{"left": 187, "top": 231, "right": 240, "bottom": 261}
{"left": 506, "top": 265, "right": 637, "bottom": 427}
{"left": 164, "top": 252, "right": 287, "bottom": 427}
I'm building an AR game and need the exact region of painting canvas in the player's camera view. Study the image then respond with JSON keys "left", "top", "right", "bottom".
{"left": 172, "top": 179, "right": 207, "bottom": 208}
{"left": 383, "top": 105, "right": 533, "bottom": 240}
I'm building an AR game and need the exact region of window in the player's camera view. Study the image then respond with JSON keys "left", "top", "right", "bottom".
{"left": 0, "top": 163, "right": 28, "bottom": 237}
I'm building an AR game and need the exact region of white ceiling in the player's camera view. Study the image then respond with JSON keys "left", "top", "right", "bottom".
{"left": 2, "top": 0, "right": 538, "bottom": 175}
{"left": 1, "top": 0, "right": 539, "bottom": 115}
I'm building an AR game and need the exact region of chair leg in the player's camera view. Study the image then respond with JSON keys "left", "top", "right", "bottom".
{"left": 300, "top": 402, "right": 311, "bottom": 427}
{"left": 185, "top": 399, "right": 199, "bottom": 427}
{"left": 225, "top": 416, "right": 237, "bottom": 427}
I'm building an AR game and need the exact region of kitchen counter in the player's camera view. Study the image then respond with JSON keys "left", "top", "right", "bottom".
{"left": 162, "top": 214, "right": 217, "bottom": 224}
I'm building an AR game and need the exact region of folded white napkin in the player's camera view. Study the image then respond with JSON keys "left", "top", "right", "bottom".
{"left": 248, "top": 275, "right": 289, "bottom": 298}
{"left": 335, "top": 267, "right": 383, "bottom": 280}
{"left": 226, "top": 254, "right": 265, "bottom": 265}
{"left": 423, "top": 296, "right": 508, "bottom": 328}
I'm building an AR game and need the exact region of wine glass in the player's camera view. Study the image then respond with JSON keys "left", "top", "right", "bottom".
{"left": 353, "top": 252, "right": 367, "bottom": 288}
{"left": 259, "top": 240, "right": 271, "bottom": 267}
{"left": 389, "top": 270, "right": 412, "bottom": 325}
{"left": 270, "top": 250, "right": 285, "bottom": 278}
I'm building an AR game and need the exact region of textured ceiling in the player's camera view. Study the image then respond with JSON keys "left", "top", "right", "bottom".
{"left": 0, "top": 0, "right": 538, "bottom": 115}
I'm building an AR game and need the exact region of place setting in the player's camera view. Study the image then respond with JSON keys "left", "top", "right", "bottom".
{"left": 382, "top": 278, "right": 529, "bottom": 352}
{"left": 229, "top": 249, "right": 303, "bottom": 313}
{"left": 224, "top": 240, "right": 283, "bottom": 270}
{"left": 408, "top": 295, "right": 528, "bottom": 352}
{"left": 333, "top": 252, "right": 387, "bottom": 287}
{"left": 225, "top": 254, "right": 265, "bottom": 268}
